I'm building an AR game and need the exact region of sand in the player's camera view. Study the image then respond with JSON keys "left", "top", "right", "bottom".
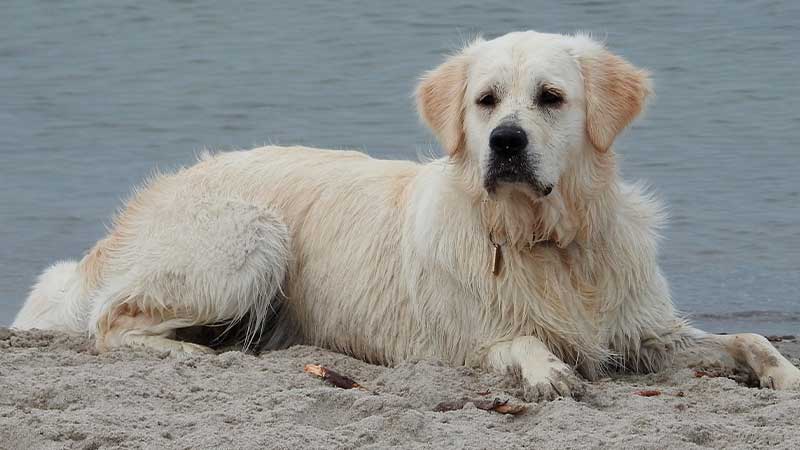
{"left": 1, "top": 329, "right": 799, "bottom": 450}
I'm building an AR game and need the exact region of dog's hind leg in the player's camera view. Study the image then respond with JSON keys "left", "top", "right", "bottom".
{"left": 98, "top": 304, "right": 217, "bottom": 354}
{"left": 89, "top": 180, "right": 290, "bottom": 355}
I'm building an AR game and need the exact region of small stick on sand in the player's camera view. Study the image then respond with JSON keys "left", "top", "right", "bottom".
{"left": 304, "top": 364, "right": 363, "bottom": 389}
{"left": 434, "top": 398, "right": 527, "bottom": 415}
{"left": 634, "top": 389, "right": 662, "bottom": 397}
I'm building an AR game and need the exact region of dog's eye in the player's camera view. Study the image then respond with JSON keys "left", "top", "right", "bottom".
{"left": 477, "top": 93, "right": 497, "bottom": 108}
{"left": 538, "top": 89, "right": 564, "bottom": 107}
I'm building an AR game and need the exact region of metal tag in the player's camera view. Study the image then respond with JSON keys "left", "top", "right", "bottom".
{"left": 491, "top": 243, "right": 502, "bottom": 276}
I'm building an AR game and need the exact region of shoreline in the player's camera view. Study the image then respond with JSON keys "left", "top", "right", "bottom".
{"left": 1, "top": 329, "right": 799, "bottom": 449}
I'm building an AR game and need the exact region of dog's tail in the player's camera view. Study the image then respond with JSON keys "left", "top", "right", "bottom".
{"left": 12, "top": 260, "right": 92, "bottom": 333}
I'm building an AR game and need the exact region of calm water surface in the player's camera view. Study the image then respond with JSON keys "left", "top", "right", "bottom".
{"left": 1, "top": 0, "right": 799, "bottom": 333}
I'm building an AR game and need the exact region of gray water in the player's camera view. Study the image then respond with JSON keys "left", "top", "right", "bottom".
{"left": 1, "top": 0, "right": 799, "bottom": 334}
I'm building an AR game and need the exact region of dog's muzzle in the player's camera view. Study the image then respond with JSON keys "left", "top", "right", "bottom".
{"left": 484, "top": 125, "right": 552, "bottom": 196}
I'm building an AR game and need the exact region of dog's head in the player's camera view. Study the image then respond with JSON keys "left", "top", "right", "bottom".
{"left": 417, "top": 31, "right": 651, "bottom": 202}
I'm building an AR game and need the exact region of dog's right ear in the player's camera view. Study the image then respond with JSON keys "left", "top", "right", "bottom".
{"left": 415, "top": 52, "right": 470, "bottom": 156}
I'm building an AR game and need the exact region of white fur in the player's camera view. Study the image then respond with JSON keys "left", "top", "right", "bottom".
{"left": 14, "top": 31, "right": 799, "bottom": 398}
{"left": 13, "top": 261, "right": 88, "bottom": 333}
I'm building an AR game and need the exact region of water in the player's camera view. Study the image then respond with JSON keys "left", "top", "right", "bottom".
{"left": 1, "top": 0, "right": 798, "bottom": 334}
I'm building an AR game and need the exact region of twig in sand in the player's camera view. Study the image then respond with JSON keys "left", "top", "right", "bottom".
{"left": 304, "top": 364, "right": 363, "bottom": 390}
{"left": 434, "top": 398, "right": 527, "bottom": 415}
{"left": 693, "top": 369, "right": 723, "bottom": 378}
{"left": 634, "top": 389, "right": 662, "bottom": 397}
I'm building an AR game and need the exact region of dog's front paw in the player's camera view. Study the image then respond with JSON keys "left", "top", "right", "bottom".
{"left": 521, "top": 365, "right": 585, "bottom": 402}
{"left": 175, "top": 341, "right": 217, "bottom": 355}
{"left": 760, "top": 364, "right": 800, "bottom": 390}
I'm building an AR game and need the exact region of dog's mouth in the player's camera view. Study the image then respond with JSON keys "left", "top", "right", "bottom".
{"left": 484, "top": 156, "right": 552, "bottom": 197}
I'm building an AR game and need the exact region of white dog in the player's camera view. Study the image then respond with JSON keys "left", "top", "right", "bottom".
{"left": 14, "top": 31, "right": 799, "bottom": 401}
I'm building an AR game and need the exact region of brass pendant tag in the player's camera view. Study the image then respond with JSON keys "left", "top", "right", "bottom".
{"left": 491, "top": 243, "right": 502, "bottom": 276}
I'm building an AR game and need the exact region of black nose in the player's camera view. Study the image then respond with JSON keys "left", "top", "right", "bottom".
{"left": 490, "top": 125, "right": 528, "bottom": 155}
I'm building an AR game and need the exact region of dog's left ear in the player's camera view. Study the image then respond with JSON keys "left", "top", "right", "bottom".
{"left": 570, "top": 35, "right": 653, "bottom": 152}
{"left": 416, "top": 52, "right": 471, "bottom": 156}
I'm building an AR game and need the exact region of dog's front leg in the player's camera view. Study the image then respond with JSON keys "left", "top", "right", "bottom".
{"left": 679, "top": 330, "right": 800, "bottom": 390}
{"left": 481, "top": 336, "right": 585, "bottom": 401}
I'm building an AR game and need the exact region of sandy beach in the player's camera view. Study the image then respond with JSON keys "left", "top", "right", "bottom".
{"left": 0, "top": 329, "right": 798, "bottom": 449}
